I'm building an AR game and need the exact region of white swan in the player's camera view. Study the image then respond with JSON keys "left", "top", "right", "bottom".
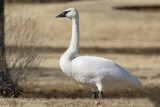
{"left": 55, "top": 8, "right": 144, "bottom": 99}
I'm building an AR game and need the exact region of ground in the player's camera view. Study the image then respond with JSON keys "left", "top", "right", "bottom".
{"left": 1, "top": 0, "right": 160, "bottom": 106}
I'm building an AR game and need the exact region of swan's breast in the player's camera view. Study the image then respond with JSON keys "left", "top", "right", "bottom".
{"left": 60, "top": 54, "right": 73, "bottom": 76}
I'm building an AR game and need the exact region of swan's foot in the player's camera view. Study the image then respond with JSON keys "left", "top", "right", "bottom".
{"left": 92, "top": 92, "right": 97, "bottom": 99}
{"left": 98, "top": 91, "right": 103, "bottom": 99}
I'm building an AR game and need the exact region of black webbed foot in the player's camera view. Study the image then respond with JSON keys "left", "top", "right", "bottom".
{"left": 92, "top": 92, "right": 98, "bottom": 99}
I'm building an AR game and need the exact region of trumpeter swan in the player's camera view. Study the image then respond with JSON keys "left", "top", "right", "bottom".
{"left": 55, "top": 8, "right": 144, "bottom": 99}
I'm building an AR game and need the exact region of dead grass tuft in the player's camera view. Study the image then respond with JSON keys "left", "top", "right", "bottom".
{"left": 0, "top": 7, "right": 41, "bottom": 98}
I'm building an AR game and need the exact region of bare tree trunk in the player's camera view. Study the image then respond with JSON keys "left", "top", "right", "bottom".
{"left": 0, "top": 0, "right": 14, "bottom": 97}
{"left": 0, "top": 0, "right": 9, "bottom": 86}
{"left": 0, "top": 0, "right": 8, "bottom": 81}
{"left": 0, "top": 0, "right": 5, "bottom": 57}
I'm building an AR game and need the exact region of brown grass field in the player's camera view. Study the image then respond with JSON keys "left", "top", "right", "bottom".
{"left": 1, "top": 0, "right": 160, "bottom": 106}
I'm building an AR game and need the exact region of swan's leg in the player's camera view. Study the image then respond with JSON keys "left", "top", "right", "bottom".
{"left": 91, "top": 87, "right": 97, "bottom": 99}
{"left": 99, "top": 91, "right": 103, "bottom": 99}
{"left": 96, "top": 83, "right": 103, "bottom": 99}
{"left": 92, "top": 92, "right": 97, "bottom": 99}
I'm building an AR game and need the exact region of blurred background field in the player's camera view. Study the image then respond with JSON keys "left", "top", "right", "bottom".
{"left": 1, "top": 0, "right": 160, "bottom": 106}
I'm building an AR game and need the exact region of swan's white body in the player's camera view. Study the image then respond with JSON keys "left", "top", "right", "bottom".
{"left": 56, "top": 8, "right": 144, "bottom": 97}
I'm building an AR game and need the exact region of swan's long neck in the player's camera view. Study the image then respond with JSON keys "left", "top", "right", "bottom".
{"left": 60, "top": 16, "right": 79, "bottom": 76}
{"left": 64, "top": 16, "right": 79, "bottom": 60}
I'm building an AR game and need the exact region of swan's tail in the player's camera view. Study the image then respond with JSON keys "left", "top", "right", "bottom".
{"left": 134, "top": 79, "right": 148, "bottom": 93}
{"left": 137, "top": 84, "right": 148, "bottom": 93}
{"left": 131, "top": 76, "right": 148, "bottom": 93}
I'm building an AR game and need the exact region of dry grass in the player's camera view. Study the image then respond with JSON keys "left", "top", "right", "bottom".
{"left": 2, "top": 0, "right": 160, "bottom": 106}
{"left": 5, "top": 0, "right": 160, "bottom": 48}
{"left": 5, "top": 11, "right": 40, "bottom": 85}
{"left": 0, "top": 98, "right": 154, "bottom": 107}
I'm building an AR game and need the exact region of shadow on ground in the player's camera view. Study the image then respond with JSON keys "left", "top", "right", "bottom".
{"left": 114, "top": 5, "right": 160, "bottom": 12}
{"left": 6, "top": 46, "right": 160, "bottom": 54}
{"left": 12, "top": 66, "right": 160, "bottom": 79}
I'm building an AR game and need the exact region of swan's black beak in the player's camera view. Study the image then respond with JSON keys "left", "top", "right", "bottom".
{"left": 55, "top": 10, "right": 70, "bottom": 18}
{"left": 55, "top": 12, "right": 66, "bottom": 18}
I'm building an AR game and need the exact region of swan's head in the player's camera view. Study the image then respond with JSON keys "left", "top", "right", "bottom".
{"left": 55, "top": 8, "right": 79, "bottom": 19}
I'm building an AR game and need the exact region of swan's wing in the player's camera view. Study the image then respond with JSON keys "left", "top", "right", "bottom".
{"left": 72, "top": 56, "right": 112, "bottom": 76}
{"left": 72, "top": 56, "right": 143, "bottom": 87}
